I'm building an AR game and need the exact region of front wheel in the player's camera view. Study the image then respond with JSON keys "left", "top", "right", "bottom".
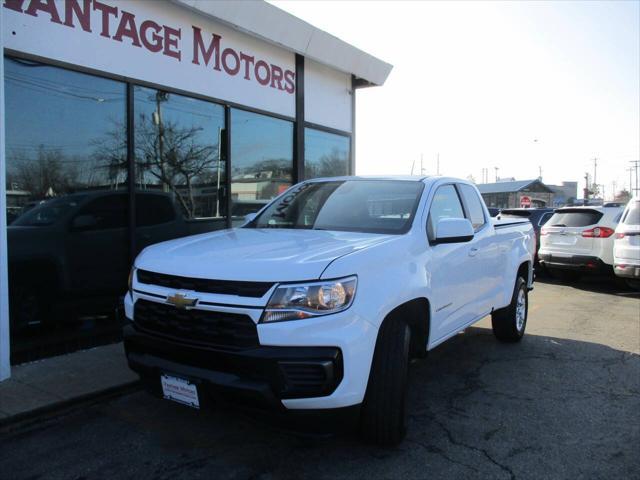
{"left": 360, "top": 316, "right": 411, "bottom": 446}
{"left": 492, "top": 276, "right": 528, "bottom": 342}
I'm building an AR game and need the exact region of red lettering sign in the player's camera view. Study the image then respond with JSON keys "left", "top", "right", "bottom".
{"left": 4, "top": 0, "right": 295, "bottom": 94}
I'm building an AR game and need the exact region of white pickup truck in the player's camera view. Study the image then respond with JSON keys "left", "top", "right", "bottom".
{"left": 124, "top": 176, "right": 535, "bottom": 445}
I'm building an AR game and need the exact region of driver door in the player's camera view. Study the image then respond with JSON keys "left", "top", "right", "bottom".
{"left": 426, "top": 184, "right": 483, "bottom": 344}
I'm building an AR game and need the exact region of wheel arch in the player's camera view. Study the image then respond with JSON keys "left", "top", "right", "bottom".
{"left": 381, "top": 297, "right": 431, "bottom": 359}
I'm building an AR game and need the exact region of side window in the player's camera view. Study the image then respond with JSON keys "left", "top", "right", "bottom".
{"left": 74, "top": 194, "right": 127, "bottom": 231}
{"left": 539, "top": 212, "right": 553, "bottom": 226}
{"left": 458, "top": 184, "right": 486, "bottom": 230}
{"left": 136, "top": 194, "right": 177, "bottom": 227}
{"left": 427, "top": 184, "right": 465, "bottom": 241}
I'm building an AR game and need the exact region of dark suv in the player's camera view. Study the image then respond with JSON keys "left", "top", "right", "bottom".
{"left": 8, "top": 190, "right": 188, "bottom": 330}
{"left": 498, "top": 208, "right": 555, "bottom": 264}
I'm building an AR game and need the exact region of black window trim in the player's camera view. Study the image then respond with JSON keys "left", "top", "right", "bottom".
{"left": 455, "top": 183, "right": 487, "bottom": 233}
{"left": 426, "top": 182, "right": 468, "bottom": 244}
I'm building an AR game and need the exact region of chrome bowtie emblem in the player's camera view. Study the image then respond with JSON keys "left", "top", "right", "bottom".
{"left": 166, "top": 292, "right": 198, "bottom": 310}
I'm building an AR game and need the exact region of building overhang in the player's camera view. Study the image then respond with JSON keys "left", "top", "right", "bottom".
{"left": 170, "top": 0, "right": 393, "bottom": 87}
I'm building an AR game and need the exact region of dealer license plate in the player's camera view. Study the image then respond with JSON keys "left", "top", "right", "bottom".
{"left": 160, "top": 374, "right": 200, "bottom": 409}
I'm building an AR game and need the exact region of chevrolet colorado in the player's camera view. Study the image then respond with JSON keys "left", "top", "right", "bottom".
{"left": 124, "top": 176, "right": 535, "bottom": 445}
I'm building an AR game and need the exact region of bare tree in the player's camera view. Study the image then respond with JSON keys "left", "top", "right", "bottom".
{"left": 304, "top": 148, "right": 347, "bottom": 179}
{"left": 7, "top": 147, "right": 80, "bottom": 198}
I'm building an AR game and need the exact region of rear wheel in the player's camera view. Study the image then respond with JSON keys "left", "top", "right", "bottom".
{"left": 492, "top": 276, "right": 528, "bottom": 342}
{"left": 626, "top": 279, "right": 640, "bottom": 291}
{"left": 360, "top": 316, "right": 411, "bottom": 446}
{"left": 550, "top": 268, "right": 581, "bottom": 282}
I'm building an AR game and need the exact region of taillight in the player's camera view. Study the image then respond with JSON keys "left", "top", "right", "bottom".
{"left": 615, "top": 232, "right": 625, "bottom": 239}
{"left": 582, "top": 227, "right": 614, "bottom": 238}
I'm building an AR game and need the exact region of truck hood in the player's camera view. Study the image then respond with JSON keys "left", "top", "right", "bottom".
{"left": 135, "top": 228, "right": 397, "bottom": 282}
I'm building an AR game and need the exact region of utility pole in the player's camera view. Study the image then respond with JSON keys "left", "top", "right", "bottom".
{"left": 583, "top": 172, "right": 590, "bottom": 205}
{"left": 494, "top": 167, "right": 499, "bottom": 183}
{"left": 631, "top": 160, "right": 640, "bottom": 196}
{"left": 538, "top": 166, "right": 542, "bottom": 180}
{"left": 420, "top": 153, "right": 424, "bottom": 176}
{"left": 593, "top": 157, "right": 597, "bottom": 188}
{"left": 628, "top": 167, "right": 634, "bottom": 195}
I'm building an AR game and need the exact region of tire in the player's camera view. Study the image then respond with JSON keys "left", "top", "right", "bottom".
{"left": 360, "top": 316, "right": 411, "bottom": 446}
{"left": 626, "top": 279, "right": 640, "bottom": 291}
{"left": 550, "top": 268, "right": 581, "bottom": 282}
{"left": 9, "top": 282, "right": 47, "bottom": 331}
{"left": 492, "top": 276, "right": 528, "bottom": 343}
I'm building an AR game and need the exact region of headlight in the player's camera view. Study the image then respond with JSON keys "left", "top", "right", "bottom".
{"left": 128, "top": 267, "right": 136, "bottom": 295}
{"left": 261, "top": 276, "right": 357, "bottom": 323}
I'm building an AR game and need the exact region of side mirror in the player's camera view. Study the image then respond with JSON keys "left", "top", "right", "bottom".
{"left": 71, "top": 214, "right": 98, "bottom": 231}
{"left": 433, "top": 218, "right": 474, "bottom": 244}
{"left": 244, "top": 212, "right": 257, "bottom": 225}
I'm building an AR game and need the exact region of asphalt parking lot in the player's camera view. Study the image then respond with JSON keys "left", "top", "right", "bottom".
{"left": 1, "top": 276, "right": 638, "bottom": 480}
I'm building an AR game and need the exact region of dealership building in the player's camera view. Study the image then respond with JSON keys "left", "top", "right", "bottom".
{"left": 0, "top": 1, "right": 391, "bottom": 380}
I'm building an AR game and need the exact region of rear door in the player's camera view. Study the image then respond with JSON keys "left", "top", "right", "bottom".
{"left": 542, "top": 209, "right": 603, "bottom": 257}
{"left": 616, "top": 201, "right": 640, "bottom": 262}
{"left": 457, "top": 183, "right": 501, "bottom": 313}
{"left": 135, "top": 193, "right": 185, "bottom": 255}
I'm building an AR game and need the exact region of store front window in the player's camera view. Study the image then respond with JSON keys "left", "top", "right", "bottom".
{"left": 133, "top": 87, "right": 227, "bottom": 242}
{"left": 230, "top": 109, "right": 293, "bottom": 224}
{"left": 4, "top": 57, "right": 127, "bottom": 363}
{"left": 304, "top": 128, "right": 350, "bottom": 179}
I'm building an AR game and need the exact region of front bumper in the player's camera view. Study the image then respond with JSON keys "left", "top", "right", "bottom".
{"left": 123, "top": 291, "right": 378, "bottom": 411}
{"left": 124, "top": 325, "right": 343, "bottom": 410}
{"left": 538, "top": 253, "right": 609, "bottom": 273}
{"left": 614, "top": 263, "right": 640, "bottom": 279}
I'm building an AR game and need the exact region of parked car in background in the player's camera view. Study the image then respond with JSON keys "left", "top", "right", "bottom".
{"left": 8, "top": 190, "right": 188, "bottom": 330}
{"left": 613, "top": 197, "right": 640, "bottom": 289}
{"left": 487, "top": 207, "right": 501, "bottom": 217}
{"left": 538, "top": 206, "right": 623, "bottom": 281}
{"left": 124, "top": 176, "right": 535, "bottom": 445}
{"left": 498, "top": 208, "right": 554, "bottom": 265}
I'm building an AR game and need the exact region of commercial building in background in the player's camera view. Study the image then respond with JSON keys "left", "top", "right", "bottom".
{"left": 547, "top": 181, "right": 578, "bottom": 206}
{"left": 477, "top": 179, "right": 557, "bottom": 209}
{"left": 0, "top": 0, "right": 391, "bottom": 377}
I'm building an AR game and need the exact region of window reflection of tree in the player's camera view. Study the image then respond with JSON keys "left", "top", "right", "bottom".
{"left": 133, "top": 112, "right": 218, "bottom": 218}
{"left": 305, "top": 147, "right": 348, "bottom": 179}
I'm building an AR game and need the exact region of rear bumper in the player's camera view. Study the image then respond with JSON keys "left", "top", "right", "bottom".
{"left": 538, "top": 253, "right": 609, "bottom": 273}
{"left": 614, "top": 263, "right": 640, "bottom": 279}
{"left": 124, "top": 325, "right": 344, "bottom": 412}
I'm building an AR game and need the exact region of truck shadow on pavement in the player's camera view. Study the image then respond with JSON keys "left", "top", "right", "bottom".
{"left": 1, "top": 327, "right": 638, "bottom": 480}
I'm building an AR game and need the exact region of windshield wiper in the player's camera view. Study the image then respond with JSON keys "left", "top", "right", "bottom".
{"left": 551, "top": 223, "right": 566, "bottom": 227}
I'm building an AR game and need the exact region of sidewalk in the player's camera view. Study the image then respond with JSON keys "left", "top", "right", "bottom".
{"left": 0, "top": 343, "right": 139, "bottom": 426}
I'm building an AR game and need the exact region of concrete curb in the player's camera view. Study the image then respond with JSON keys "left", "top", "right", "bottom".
{"left": 0, "top": 380, "right": 141, "bottom": 433}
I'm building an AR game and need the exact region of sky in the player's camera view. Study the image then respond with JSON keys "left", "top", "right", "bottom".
{"left": 271, "top": 0, "right": 640, "bottom": 199}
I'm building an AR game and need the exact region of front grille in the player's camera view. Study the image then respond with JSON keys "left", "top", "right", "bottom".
{"left": 137, "top": 269, "right": 273, "bottom": 298}
{"left": 133, "top": 299, "right": 258, "bottom": 349}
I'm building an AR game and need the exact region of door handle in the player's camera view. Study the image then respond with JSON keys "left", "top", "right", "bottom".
{"left": 468, "top": 247, "right": 479, "bottom": 257}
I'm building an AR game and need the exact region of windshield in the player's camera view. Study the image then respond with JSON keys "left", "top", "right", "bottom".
{"left": 247, "top": 180, "right": 424, "bottom": 234}
{"left": 12, "top": 195, "right": 86, "bottom": 227}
